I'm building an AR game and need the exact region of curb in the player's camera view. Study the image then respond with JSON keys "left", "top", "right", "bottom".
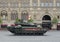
{"left": 0, "top": 28, "right": 7, "bottom": 30}
{"left": 51, "top": 28, "right": 57, "bottom": 30}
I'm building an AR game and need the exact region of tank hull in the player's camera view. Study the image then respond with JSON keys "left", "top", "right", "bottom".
{"left": 7, "top": 26, "right": 47, "bottom": 35}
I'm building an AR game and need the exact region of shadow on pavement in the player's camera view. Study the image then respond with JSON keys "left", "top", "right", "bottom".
{"left": 7, "top": 34, "right": 48, "bottom": 36}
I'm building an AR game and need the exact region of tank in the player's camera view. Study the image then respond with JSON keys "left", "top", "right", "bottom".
{"left": 7, "top": 21, "right": 48, "bottom": 35}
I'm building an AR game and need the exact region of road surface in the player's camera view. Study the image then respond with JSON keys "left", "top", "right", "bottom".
{"left": 0, "top": 30, "right": 60, "bottom": 42}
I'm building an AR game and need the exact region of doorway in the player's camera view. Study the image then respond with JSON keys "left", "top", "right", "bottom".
{"left": 42, "top": 15, "right": 51, "bottom": 29}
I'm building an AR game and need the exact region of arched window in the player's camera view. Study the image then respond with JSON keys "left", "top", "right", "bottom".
{"left": 1, "top": 10, "right": 7, "bottom": 20}
{"left": 11, "top": 10, "right": 18, "bottom": 20}
{"left": 21, "top": 10, "right": 28, "bottom": 20}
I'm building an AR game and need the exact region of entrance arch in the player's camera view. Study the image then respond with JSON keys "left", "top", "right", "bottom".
{"left": 42, "top": 15, "right": 51, "bottom": 29}
{"left": 42, "top": 15, "right": 51, "bottom": 20}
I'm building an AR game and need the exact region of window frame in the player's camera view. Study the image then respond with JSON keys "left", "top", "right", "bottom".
{"left": 11, "top": 10, "right": 18, "bottom": 20}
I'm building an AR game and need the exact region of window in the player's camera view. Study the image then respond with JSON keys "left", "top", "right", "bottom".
{"left": 40, "top": 3, "right": 44, "bottom": 7}
{"left": 40, "top": 0, "right": 53, "bottom": 7}
{"left": 11, "top": 10, "right": 18, "bottom": 20}
{"left": 34, "top": 14, "right": 36, "bottom": 19}
{"left": 21, "top": 0, "right": 30, "bottom": 8}
{"left": 56, "top": 3, "right": 60, "bottom": 7}
{"left": 49, "top": 3, "right": 53, "bottom": 7}
{"left": 56, "top": 0, "right": 60, "bottom": 7}
{"left": 45, "top": 3, "right": 49, "bottom": 7}
{"left": 32, "top": 0, "right": 38, "bottom": 8}
{"left": 21, "top": 10, "right": 28, "bottom": 20}
{"left": 41, "top": 3, "right": 49, "bottom": 7}
{"left": 57, "top": 16, "right": 59, "bottom": 19}
{"left": 1, "top": 10, "right": 7, "bottom": 20}
{"left": 10, "top": 2, "right": 19, "bottom": 8}
{"left": 40, "top": 3, "right": 53, "bottom": 7}
{"left": 0, "top": 2, "right": 8, "bottom": 8}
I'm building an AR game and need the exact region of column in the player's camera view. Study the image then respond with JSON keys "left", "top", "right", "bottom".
{"left": 8, "top": 2, "right": 11, "bottom": 22}
{"left": 18, "top": 1, "right": 21, "bottom": 19}
{"left": 53, "top": 0, "right": 56, "bottom": 10}
{"left": 54, "top": 0, "right": 56, "bottom": 7}
{"left": 19, "top": 0, "right": 21, "bottom": 11}
{"left": 30, "top": 0, "right": 32, "bottom": 10}
{"left": 8, "top": 11, "right": 11, "bottom": 22}
{"left": 38, "top": 0, "right": 40, "bottom": 9}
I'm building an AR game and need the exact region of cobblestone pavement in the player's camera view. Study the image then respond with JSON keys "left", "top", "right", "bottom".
{"left": 0, "top": 30, "right": 60, "bottom": 42}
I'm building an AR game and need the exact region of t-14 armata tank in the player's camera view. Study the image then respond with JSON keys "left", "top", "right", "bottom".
{"left": 7, "top": 21, "right": 49, "bottom": 35}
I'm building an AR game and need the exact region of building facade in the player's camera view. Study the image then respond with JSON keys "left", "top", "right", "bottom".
{"left": 0, "top": 0, "right": 60, "bottom": 29}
